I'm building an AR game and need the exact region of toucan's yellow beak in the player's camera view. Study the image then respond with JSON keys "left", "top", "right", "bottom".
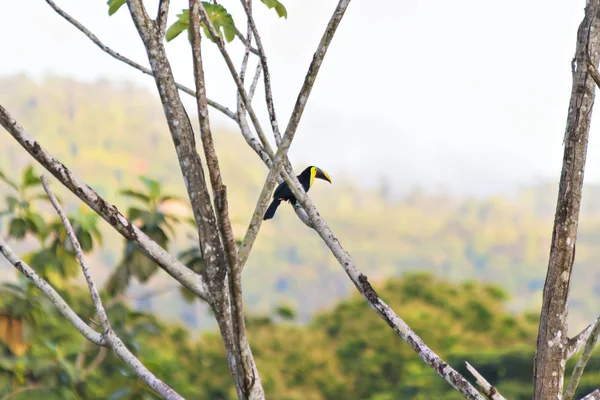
{"left": 318, "top": 168, "right": 332, "bottom": 183}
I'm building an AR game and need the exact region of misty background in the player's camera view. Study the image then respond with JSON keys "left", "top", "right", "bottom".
{"left": 0, "top": 1, "right": 590, "bottom": 197}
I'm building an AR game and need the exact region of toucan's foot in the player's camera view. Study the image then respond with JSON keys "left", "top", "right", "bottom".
{"left": 293, "top": 203, "right": 302, "bottom": 209}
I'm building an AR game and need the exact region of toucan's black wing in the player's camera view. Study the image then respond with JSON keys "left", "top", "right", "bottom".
{"left": 272, "top": 181, "right": 293, "bottom": 201}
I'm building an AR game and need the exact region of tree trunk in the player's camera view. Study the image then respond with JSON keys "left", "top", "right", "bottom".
{"left": 534, "top": 2, "right": 600, "bottom": 398}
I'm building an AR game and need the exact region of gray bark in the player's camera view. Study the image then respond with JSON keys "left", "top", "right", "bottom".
{"left": 534, "top": 1, "right": 600, "bottom": 398}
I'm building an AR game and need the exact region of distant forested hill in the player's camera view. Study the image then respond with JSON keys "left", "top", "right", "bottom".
{"left": 1, "top": 75, "right": 599, "bottom": 334}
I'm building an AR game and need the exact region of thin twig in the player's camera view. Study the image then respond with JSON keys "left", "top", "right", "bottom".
{"left": 0, "top": 237, "right": 105, "bottom": 346}
{"left": 43, "top": 0, "right": 236, "bottom": 121}
{"left": 239, "top": 4, "right": 483, "bottom": 396}
{"left": 239, "top": 0, "right": 352, "bottom": 269}
{"left": 565, "top": 318, "right": 600, "bottom": 400}
{"left": 238, "top": 157, "right": 285, "bottom": 269}
{"left": 42, "top": 175, "right": 183, "bottom": 400}
{"left": 465, "top": 362, "right": 506, "bottom": 400}
{"left": 249, "top": 63, "right": 262, "bottom": 101}
{"left": 156, "top": 0, "right": 170, "bottom": 39}
{"left": 239, "top": 0, "right": 282, "bottom": 144}
{"left": 235, "top": 27, "right": 260, "bottom": 56}
{"left": 567, "top": 316, "right": 600, "bottom": 359}
{"left": 197, "top": 2, "right": 274, "bottom": 156}
{"left": 0, "top": 105, "right": 210, "bottom": 302}
{"left": 80, "top": 346, "right": 108, "bottom": 380}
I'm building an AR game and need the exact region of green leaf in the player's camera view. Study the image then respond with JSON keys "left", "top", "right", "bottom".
{"left": 202, "top": 3, "right": 237, "bottom": 42}
{"left": 104, "top": 264, "right": 131, "bottom": 297}
{"left": 5, "top": 195, "right": 19, "bottom": 212}
{"left": 8, "top": 218, "right": 27, "bottom": 239}
{"left": 21, "top": 165, "right": 41, "bottom": 188}
{"left": 139, "top": 176, "right": 161, "bottom": 199}
{"left": 119, "top": 189, "right": 151, "bottom": 204}
{"left": 166, "top": 18, "right": 189, "bottom": 42}
{"left": 107, "top": 0, "right": 127, "bottom": 16}
{"left": 76, "top": 229, "right": 94, "bottom": 252}
{"left": 274, "top": 305, "right": 296, "bottom": 320}
{"left": 127, "top": 207, "right": 151, "bottom": 223}
{"left": 260, "top": 0, "right": 288, "bottom": 18}
{"left": 24, "top": 212, "right": 45, "bottom": 234}
{"left": 166, "top": 5, "right": 237, "bottom": 43}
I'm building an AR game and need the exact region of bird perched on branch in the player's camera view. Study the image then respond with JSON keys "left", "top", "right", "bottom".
{"left": 263, "top": 166, "right": 332, "bottom": 220}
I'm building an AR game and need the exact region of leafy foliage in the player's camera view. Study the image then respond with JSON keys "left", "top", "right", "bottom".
{"left": 105, "top": 176, "right": 188, "bottom": 296}
{"left": 166, "top": 5, "right": 237, "bottom": 43}
{"left": 0, "top": 165, "right": 48, "bottom": 241}
{"left": 106, "top": 0, "right": 126, "bottom": 16}
{"left": 260, "top": 0, "right": 288, "bottom": 19}
{"left": 2, "top": 270, "right": 598, "bottom": 400}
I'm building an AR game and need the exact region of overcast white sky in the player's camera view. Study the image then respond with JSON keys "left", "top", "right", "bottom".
{"left": 0, "top": 1, "right": 592, "bottom": 196}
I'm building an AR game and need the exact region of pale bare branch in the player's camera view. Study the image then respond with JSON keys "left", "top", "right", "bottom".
{"left": 249, "top": 63, "right": 262, "bottom": 101}
{"left": 535, "top": 1, "right": 600, "bottom": 397}
{"left": 197, "top": 2, "right": 273, "bottom": 155}
{"left": 80, "top": 346, "right": 107, "bottom": 381}
{"left": 42, "top": 175, "right": 183, "bottom": 400}
{"left": 565, "top": 318, "right": 600, "bottom": 400}
{"left": 188, "top": 2, "right": 262, "bottom": 396}
{"left": 0, "top": 237, "right": 105, "bottom": 346}
{"left": 465, "top": 362, "right": 506, "bottom": 400}
{"left": 156, "top": 0, "right": 170, "bottom": 38}
{"left": 239, "top": 0, "right": 282, "bottom": 144}
{"left": 235, "top": 27, "right": 260, "bottom": 56}
{"left": 0, "top": 105, "right": 209, "bottom": 302}
{"left": 238, "top": 158, "right": 285, "bottom": 269}
{"left": 43, "top": 0, "right": 236, "bottom": 121}
{"left": 567, "top": 316, "right": 600, "bottom": 359}
{"left": 239, "top": 0, "right": 352, "bottom": 267}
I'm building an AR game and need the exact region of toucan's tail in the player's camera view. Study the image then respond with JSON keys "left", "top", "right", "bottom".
{"left": 264, "top": 199, "right": 282, "bottom": 220}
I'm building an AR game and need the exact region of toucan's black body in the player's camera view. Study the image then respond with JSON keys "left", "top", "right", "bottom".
{"left": 263, "top": 166, "right": 332, "bottom": 220}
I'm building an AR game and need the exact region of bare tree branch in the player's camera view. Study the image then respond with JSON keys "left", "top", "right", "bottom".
{"left": 465, "top": 362, "right": 506, "bottom": 400}
{"left": 564, "top": 318, "right": 600, "bottom": 400}
{"left": 126, "top": 0, "right": 227, "bottom": 289}
{"left": 126, "top": 2, "right": 263, "bottom": 398}
{"left": 534, "top": 1, "right": 600, "bottom": 397}
{"left": 80, "top": 346, "right": 108, "bottom": 381}
{"left": 0, "top": 105, "right": 209, "bottom": 302}
{"left": 44, "top": 0, "right": 236, "bottom": 121}
{"left": 249, "top": 63, "right": 262, "bottom": 101}
{"left": 567, "top": 316, "right": 600, "bottom": 359}
{"left": 238, "top": 156, "right": 286, "bottom": 269}
{"left": 41, "top": 175, "right": 112, "bottom": 330}
{"left": 0, "top": 237, "right": 105, "bottom": 346}
{"left": 235, "top": 27, "right": 260, "bottom": 56}
{"left": 238, "top": 4, "right": 485, "bottom": 390}
{"left": 582, "top": 390, "right": 600, "bottom": 400}
{"left": 42, "top": 175, "right": 184, "bottom": 400}
{"left": 196, "top": 2, "right": 273, "bottom": 155}
{"left": 239, "top": 0, "right": 352, "bottom": 267}
{"left": 156, "top": 0, "right": 170, "bottom": 38}
{"left": 188, "top": 2, "right": 262, "bottom": 397}
{"left": 239, "top": 0, "right": 282, "bottom": 144}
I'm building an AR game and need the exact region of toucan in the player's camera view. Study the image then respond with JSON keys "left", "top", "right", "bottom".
{"left": 263, "top": 166, "right": 332, "bottom": 220}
